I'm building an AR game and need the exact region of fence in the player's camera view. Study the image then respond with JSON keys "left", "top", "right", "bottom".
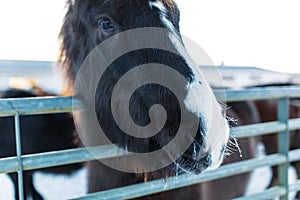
{"left": 1, "top": 85, "right": 300, "bottom": 200}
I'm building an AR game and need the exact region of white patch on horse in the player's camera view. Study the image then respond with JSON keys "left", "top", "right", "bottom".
{"left": 149, "top": 0, "right": 229, "bottom": 169}
{"left": 149, "top": 1, "right": 176, "bottom": 33}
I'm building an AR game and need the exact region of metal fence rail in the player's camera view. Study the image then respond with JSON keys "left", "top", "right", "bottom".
{"left": 0, "top": 86, "right": 300, "bottom": 200}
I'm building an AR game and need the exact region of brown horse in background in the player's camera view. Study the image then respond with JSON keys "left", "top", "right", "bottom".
{"left": 255, "top": 96, "right": 300, "bottom": 198}
{"left": 0, "top": 88, "right": 81, "bottom": 200}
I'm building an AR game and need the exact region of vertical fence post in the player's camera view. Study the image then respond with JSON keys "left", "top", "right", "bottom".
{"left": 277, "top": 97, "right": 290, "bottom": 200}
{"left": 15, "top": 112, "right": 24, "bottom": 200}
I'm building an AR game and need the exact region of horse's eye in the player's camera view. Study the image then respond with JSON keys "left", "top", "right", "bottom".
{"left": 98, "top": 18, "right": 115, "bottom": 32}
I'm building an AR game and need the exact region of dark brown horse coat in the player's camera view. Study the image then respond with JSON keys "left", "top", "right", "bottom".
{"left": 0, "top": 88, "right": 81, "bottom": 200}
{"left": 255, "top": 98, "right": 300, "bottom": 198}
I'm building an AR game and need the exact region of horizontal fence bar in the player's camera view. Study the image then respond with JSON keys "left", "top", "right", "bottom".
{"left": 72, "top": 154, "right": 287, "bottom": 200}
{"left": 288, "top": 149, "right": 300, "bottom": 163}
{"left": 231, "top": 121, "right": 286, "bottom": 138}
{"left": 0, "top": 87, "right": 300, "bottom": 116}
{"left": 289, "top": 180, "right": 300, "bottom": 192}
{"left": 2, "top": 142, "right": 300, "bottom": 176}
{"left": 0, "top": 157, "right": 19, "bottom": 174}
{"left": 230, "top": 118, "right": 300, "bottom": 139}
{"left": 0, "top": 145, "right": 129, "bottom": 174}
{"left": 232, "top": 186, "right": 286, "bottom": 200}
{"left": 0, "top": 138, "right": 295, "bottom": 176}
{"left": 0, "top": 96, "right": 82, "bottom": 117}
{"left": 0, "top": 119, "right": 294, "bottom": 174}
{"left": 214, "top": 86, "right": 300, "bottom": 102}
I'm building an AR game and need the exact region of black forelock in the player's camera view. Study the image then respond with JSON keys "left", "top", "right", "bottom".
{"left": 58, "top": 0, "right": 180, "bottom": 88}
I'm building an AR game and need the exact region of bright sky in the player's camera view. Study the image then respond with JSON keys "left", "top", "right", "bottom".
{"left": 0, "top": 0, "right": 299, "bottom": 73}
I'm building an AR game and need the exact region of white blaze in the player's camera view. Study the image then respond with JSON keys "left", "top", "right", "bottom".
{"left": 149, "top": 0, "right": 229, "bottom": 169}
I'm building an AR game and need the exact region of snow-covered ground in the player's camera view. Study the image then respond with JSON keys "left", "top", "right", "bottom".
{"left": 0, "top": 143, "right": 297, "bottom": 199}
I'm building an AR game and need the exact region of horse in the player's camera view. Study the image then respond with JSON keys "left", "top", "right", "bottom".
{"left": 0, "top": 88, "right": 82, "bottom": 200}
{"left": 58, "top": 0, "right": 230, "bottom": 199}
{"left": 254, "top": 91, "right": 300, "bottom": 198}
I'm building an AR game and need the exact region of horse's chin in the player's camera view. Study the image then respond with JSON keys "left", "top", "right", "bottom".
{"left": 174, "top": 118, "right": 229, "bottom": 175}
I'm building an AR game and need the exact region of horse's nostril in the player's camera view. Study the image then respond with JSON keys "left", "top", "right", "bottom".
{"left": 180, "top": 141, "right": 208, "bottom": 162}
{"left": 192, "top": 142, "right": 208, "bottom": 161}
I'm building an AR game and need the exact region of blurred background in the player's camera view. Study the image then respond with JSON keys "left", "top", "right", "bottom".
{"left": 0, "top": 0, "right": 299, "bottom": 92}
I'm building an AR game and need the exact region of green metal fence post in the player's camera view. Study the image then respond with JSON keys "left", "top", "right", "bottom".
{"left": 277, "top": 97, "right": 290, "bottom": 200}
{"left": 15, "top": 112, "right": 24, "bottom": 200}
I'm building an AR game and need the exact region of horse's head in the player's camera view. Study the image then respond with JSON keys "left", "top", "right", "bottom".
{"left": 59, "top": 0, "right": 229, "bottom": 174}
